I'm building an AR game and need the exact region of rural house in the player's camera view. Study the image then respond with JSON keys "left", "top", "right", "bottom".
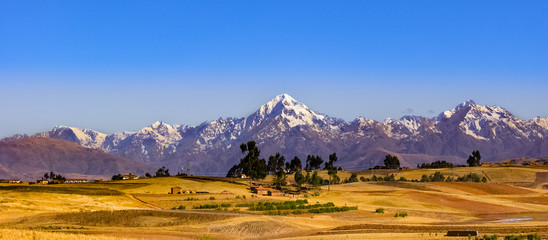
{"left": 37, "top": 179, "right": 49, "bottom": 185}
{"left": 65, "top": 179, "right": 88, "bottom": 184}
{"left": 121, "top": 173, "right": 139, "bottom": 180}
{"left": 171, "top": 186, "right": 182, "bottom": 194}
{"left": 0, "top": 179, "right": 21, "bottom": 184}
{"left": 268, "top": 189, "right": 282, "bottom": 196}
{"left": 250, "top": 185, "right": 269, "bottom": 195}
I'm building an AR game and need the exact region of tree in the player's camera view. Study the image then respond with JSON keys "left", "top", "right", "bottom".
{"left": 112, "top": 174, "right": 123, "bottom": 181}
{"left": 467, "top": 150, "right": 481, "bottom": 167}
{"left": 155, "top": 166, "right": 170, "bottom": 177}
{"left": 238, "top": 141, "right": 267, "bottom": 187}
{"left": 145, "top": 172, "right": 152, "bottom": 178}
{"left": 384, "top": 155, "right": 400, "bottom": 169}
{"left": 289, "top": 156, "right": 302, "bottom": 173}
{"left": 226, "top": 164, "right": 243, "bottom": 178}
{"left": 310, "top": 171, "right": 323, "bottom": 190}
{"left": 267, "top": 152, "right": 285, "bottom": 174}
{"left": 324, "top": 153, "right": 338, "bottom": 191}
{"left": 349, "top": 173, "right": 359, "bottom": 183}
{"left": 294, "top": 170, "right": 305, "bottom": 191}
{"left": 306, "top": 155, "right": 323, "bottom": 171}
{"left": 44, "top": 171, "right": 66, "bottom": 183}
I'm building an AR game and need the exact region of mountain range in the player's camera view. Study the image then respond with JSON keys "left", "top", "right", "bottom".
{"left": 2, "top": 94, "right": 548, "bottom": 179}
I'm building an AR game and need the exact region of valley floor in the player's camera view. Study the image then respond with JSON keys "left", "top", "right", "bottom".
{"left": 1, "top": 166, "right": 547, "bottom": 240}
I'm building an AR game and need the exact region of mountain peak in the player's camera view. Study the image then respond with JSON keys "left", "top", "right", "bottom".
{"left": 459, "top": 100, "right": 477, "bottom": 107}
{"left": 259, "top": 94, "right": 307, "bottom": 116}
{"left": 247, "top": 94, "right": 330, "bottom": 128}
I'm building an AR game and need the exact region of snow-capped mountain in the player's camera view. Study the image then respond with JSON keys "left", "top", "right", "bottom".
{"left": 32, "top": 94, "right": 548, "bottom": 175}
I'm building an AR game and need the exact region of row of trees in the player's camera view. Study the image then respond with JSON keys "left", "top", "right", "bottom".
{"left": 43, "top": 171, "right": 66, "bottom": 182}
{"left": 226, "top": 141, "right": 342, "bottom": 191}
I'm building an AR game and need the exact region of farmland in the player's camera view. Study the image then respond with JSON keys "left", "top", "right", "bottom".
{"left": 1, "top": 165, "right": 547, "bottom": 240}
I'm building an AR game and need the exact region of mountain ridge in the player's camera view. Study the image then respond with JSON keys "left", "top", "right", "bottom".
{"left": 8, "top": 94, "right": 548, "bottom": 176}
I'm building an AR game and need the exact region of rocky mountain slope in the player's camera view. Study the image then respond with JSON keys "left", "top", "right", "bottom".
{"left": 0, "top": 137, "right": 154, "bottom": 180}
{"left": 25, "top": 94, "right": 548, "bottom": 176}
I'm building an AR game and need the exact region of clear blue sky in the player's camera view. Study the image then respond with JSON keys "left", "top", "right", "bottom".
{"left": 1, "top": 1, "right": 547, "bottom": 138}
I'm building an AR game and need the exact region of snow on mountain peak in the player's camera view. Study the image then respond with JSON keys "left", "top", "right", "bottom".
{"left": 251, "top": 94, "right": 327, "bottom": 128}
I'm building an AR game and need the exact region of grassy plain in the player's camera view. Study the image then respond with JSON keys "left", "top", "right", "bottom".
{"left": 1, "top": 165, "right": 547, "bottom": 240}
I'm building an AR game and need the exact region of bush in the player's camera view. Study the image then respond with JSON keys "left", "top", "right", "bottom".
{"left": 177, "top": 205, "right": 185, "bottom": 210}
{"left": 503, "top": 233, "right": 541, "bottom": 240}
{"left": 348, "top": 173, "right": 359, "bottom": 183}
{"left": 209, "top": 196, "right": 216, "bottom": 200}
{"left": 194, "top": 204, "right": 219, "bottom": 209}
{"left": 360, "top": 176, "right": 367, "bottom": 182}
{"left": 457, "top": 173, "right": 482, "bottom": 182}
{"left": 220, "top": 203, "right": 231, "bottom": 208}
{"left": 398, "top": 176, "right": 407, "bottom": 181}
{"left": 394, "top": 212, "right": 408, "bottom": 217}
{"left": 375, "top": 208, "right": 384, "bottom": 213}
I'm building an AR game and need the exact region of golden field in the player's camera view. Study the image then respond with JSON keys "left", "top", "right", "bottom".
{"left": 1, "top": 166, "right": 547, "bottom": 240}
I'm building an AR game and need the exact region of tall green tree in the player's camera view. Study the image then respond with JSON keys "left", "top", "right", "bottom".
{"left": 306, "top": 155, "right": 324, "bottom": 171}
{"left": 384, "top": 155, "right": 400, "bottom": 169}
{"left": 294, "top": 170, "right": 305, "bottom": 191}
{"left": 289, "top": 156, "right": 302, "bottom": 173}
{"left": 268, "top": 153, "right": 287, "bottom": 188}
{"left": 155, "top": 166, "right": 170, "bottom": 177}
{"left": 324, "top": 153, "right": 338, "bottom": 191}
{"left": 239, "top": 141, "right": 267, "bottom": 187}
{"left": 467, "top": 150, "right": 481, "bottom": 167}
{"left": 267, "top": 152, "right": 285, "bottom": 174}
{"left": 310, "top": 171, "right": 323, "bottom": 190}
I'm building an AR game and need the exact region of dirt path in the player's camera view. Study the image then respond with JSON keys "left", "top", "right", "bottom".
{"left": 126, "top": 194, "right": 163, "bottom": 210}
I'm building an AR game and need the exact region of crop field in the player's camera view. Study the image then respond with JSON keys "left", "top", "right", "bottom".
{"left": 1, "top": 166, "right": 547, "bottom": 240}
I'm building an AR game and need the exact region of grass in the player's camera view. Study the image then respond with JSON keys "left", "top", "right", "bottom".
{"left": 50, "top": 210, "right": 236, "bottom": 227}
{"left": 0, "top": 186, "right": 123, "bottom": 196}
{"left": 1, "top": 165, "right": 547, "bottom": 239}
{"left": 0, "top": 229, "right": 135, "bottom": 240}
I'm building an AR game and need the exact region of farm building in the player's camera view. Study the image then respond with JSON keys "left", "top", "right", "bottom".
{"left": 250, "top": 185, "right": 269, "bottom": 195}
{"left": 171, "top": 186, "right": 182, "bottom": 194}
{"left": 268, "top": 189, "right": 282, "bottom": 196}
{"left": 37, "top": 179, "right": 49, "bottom": 184}
{"left": 65, "top": 179, "right": 88, "bottom": 184}
{"left": 121, "top": 173, "right": 140, "bottom": 180}
{"left": 0, "top": 179, "right": 21, "bottom": 184}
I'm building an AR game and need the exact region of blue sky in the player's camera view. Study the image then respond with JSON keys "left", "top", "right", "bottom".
{"left": 1, "top": 1, "right": 547, "bottom": 138}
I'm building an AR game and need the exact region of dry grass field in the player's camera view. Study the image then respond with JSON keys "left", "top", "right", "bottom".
{"left": 1, "top": 166, "right": 547, "bottom": 240}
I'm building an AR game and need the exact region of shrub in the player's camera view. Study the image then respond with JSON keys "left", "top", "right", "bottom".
{"left": 348, "top": 173, "right": 359, "bottom": 183}
{"left": 220, "top": 203, "right": 231, "bottom": 208}
{"left": 503, "top": 233, "right": 541, "bottom": 240}
{"left": 177, "top": 205, "right": 185, "bottom": 210}
{"left": 360, "top": 176, "right": 367, "bottom": 182}
{"left": 398, "top": 176, "right": 407, "bottom": 181}
{"left": 394, "top": 212, "right": 408, "bottom": 217}
{"left": 457, "top": 173, "right": 482, "bottom": 182}
{"left": 209, "top": 196, "right": 216, "bottom": 200}
{"left": 194, "top": 204, "right": 218, "bottom": 209}
{"left": 375, "top": 208, "right": 384, "bottom": 213}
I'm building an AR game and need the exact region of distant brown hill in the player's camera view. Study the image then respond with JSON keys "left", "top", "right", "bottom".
{"left": 493, "top": 157, "right": 548, "bottom": 166}
{"left": 0, "top": 137, "right": 154, "bottom": 180}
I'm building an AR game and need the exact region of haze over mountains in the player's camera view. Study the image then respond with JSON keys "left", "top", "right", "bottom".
{"left": 2, "top": 94, "right": 548, "bottom": 179}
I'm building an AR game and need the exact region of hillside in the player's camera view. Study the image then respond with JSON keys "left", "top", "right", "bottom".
{"left": 0, "top": 137, "right": 154, "bottom": 180}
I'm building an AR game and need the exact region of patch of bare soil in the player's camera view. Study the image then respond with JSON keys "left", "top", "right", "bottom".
{"left": 502, "top": 196, "right": 548, "bottom": 205}
{"left": 406, "top": 191, "right": 524, "bottom": 214}
{"left": 208, "top": 220, "right": 298, "bottom": 237}
{"left": 432, "top": 182, "right": 535, "bottom": 195}
{"left": 327, "top": 223, "right": 548, "bottom": 235}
